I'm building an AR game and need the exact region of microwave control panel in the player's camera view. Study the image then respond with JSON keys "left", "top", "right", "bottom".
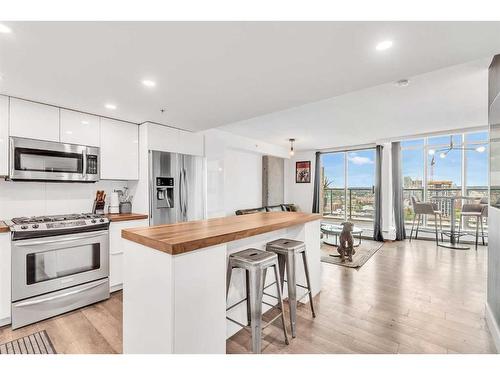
{"left": 86, "top": 155, "right": 98, "bottom": 174}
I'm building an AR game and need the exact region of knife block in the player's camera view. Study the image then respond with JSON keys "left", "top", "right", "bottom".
{"left": 92, "top": 200, "right": 106, "bottom": 215}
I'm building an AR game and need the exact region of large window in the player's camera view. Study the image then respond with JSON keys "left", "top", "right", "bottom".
{"left": 321, "top": 149, "right": 375, "bottom": 229}
{"left": 401, "top": 130, "right": 488, "bottom": 231}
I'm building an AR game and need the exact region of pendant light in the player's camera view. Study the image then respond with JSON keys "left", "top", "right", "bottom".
{"left": 289, "top": 138, "right": 295, "bottom": 156}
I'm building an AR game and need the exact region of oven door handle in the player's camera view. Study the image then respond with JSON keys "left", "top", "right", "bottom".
{"left": 14, "top": 279, "right": 108, "bottom": 307}
{"left": 15, "top": 231, "right": 107, "bottom": 247}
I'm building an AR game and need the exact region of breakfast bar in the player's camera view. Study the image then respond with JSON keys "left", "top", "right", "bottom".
{"left": 121, "top": 211, "right": 321, "bottom": 354}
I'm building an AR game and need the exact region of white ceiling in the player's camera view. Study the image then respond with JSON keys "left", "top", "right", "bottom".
{"left": 220, "top": 58, "right": 491, "bottom": 150}
{"left": 0, "top": 22, "right": 499, "bottom": 132}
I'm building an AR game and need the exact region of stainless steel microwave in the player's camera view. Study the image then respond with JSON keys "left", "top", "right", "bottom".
{"left": 9, "top": 137, "right": 100, "bottom": 182}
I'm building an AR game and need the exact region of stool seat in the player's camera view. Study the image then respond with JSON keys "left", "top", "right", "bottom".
{"left": 266, "top": 238, "right": 305, "bottom": 253}
{"left": 229, "top": 248, "right": 277, "bottom": 269}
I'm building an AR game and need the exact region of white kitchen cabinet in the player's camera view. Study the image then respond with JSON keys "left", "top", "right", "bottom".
{"left": 60, "top": 109, "right": 100, "bottom": 146}
{"left": 147, "top": 122, "right": 204, "bottom": 156}
{"left": 179, "top": 130, "right": 204, "bottom": 156}
{"left": 9, "top": 98, "right": 60, "bottom": 142}
{"left": 109, "top": 219, "right": 148, "bottom": 290}
{"left": 100, "top": 118, "right": 139, "bottom": 180}
{"left": 0, "top": 96, "right": 8, "bottom": 176}
{"left": 0, "top": 233, "right": 11, "bottom": 326}
{"left": 147, "top": 123, "right": 180, "bottom": 153}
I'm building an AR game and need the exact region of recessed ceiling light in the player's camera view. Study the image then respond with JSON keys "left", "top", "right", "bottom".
{"left": 375, "top": 40, "right": 393, "bottom": 51}
{"left": 105, "top": 103, "right": 117, "bottom": 110}
{"left": 65, "top": 131, "right": 73, "bottom": 135}
{"left": 0, "top": 24, "right": 12, "bottom": 34}
{"left": 476, "top": 146, "right": 486, "bottom": 153}
{"left": 142, "top": 79, "right": 156, "bottom": 88}
{"left": 81, "top": 120, "right": 89, "bottom": 125}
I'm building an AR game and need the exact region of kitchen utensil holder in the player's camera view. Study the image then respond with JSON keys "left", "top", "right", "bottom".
{"left": 119, "top": 202, "right": 132, "bottom": 214}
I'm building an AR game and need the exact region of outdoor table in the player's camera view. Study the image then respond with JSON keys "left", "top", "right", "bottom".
{"left": 320, "top": 223, "right": 362, "bottom": 247}
{"left": 429, "top": 195, "right": 480, "bottom": 250}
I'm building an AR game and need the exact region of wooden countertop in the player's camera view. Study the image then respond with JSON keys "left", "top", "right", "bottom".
{"left": 0, "top": 221, "right": 9, "bottom": 233}
{"left": 121, "top": 211, "right": 321, "bottom": 255}
{"left": 105, "top": 213, "right": 149, "bottom": 222}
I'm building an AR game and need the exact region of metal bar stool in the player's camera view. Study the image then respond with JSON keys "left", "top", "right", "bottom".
{"left": 226, "top": 248, "right": 289, "bottom": 354}
{"left": 265, "top": 238, "right": 316, "bottom": 338}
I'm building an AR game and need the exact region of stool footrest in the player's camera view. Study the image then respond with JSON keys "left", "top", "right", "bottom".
{"left": 226, "top": 316, "right": 248, "bottom": 329}
{"left": 298, "top": 291, "right": 312, "bottom": 302}
{"left": 263, "top": 291, "right": 279, "bottom": 299}
{"left": 226, "top": 297, "right": 248, "bottom": 312}
{"left": 226, "top": 307, "right": 284, "bottom": 331}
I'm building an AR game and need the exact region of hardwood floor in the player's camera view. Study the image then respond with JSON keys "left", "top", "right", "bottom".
{"left": 0, "top": 291, "right": 123, "bottom": 354}
{"left": 227, "top": 239, "right": 496, "bottom": 354}
{"left": 0, "top": 239, "right": 496, "bottom": 354}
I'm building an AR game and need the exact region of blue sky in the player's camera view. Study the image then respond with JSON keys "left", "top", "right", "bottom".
{"left": 321, "top": 132, "right": 488, "bottom": 188}
{"left": 322, "top": 149, "right": 375, "bottom": 188}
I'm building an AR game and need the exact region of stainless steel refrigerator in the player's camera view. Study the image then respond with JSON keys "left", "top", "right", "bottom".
{"left": 149, "top": 150, "right": 206, "bottom": 226}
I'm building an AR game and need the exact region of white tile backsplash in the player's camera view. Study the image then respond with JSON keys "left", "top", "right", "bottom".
{"left": 0, "top": 179, "right": 129, "bottom": 219}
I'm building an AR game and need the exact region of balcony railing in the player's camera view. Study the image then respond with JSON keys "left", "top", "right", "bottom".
{"left": 322, "top": 187, "right": 375, "bottom": 226}
{"left": 403, "top": 187, "right": 488, "bottom": 231}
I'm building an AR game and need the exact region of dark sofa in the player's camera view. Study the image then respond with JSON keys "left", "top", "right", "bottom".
{"left": 235, "top": 204, "right": 297, "bottom": 216}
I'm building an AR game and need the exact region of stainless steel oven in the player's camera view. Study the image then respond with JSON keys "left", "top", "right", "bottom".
{"left": 11, "top": 229, "right": 109, "bottom": 328}
{"left": 9, "top": 137, "right": 100, "bottom": 182}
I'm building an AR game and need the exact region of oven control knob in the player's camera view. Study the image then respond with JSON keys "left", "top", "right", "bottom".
{"left": 32, "top": 224, "right": 39, "bottom": 229}
{"left": 21, "top": 225, "right": 28, "bottom": 230}
{"left": 91, "top": 219, "right": 97, "bottom": 223}
{"left": 99, "top": 218, "right": 105, "bottom": 223}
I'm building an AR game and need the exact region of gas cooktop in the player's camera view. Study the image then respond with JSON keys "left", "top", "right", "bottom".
{"left": 11, "top": 213, "right": 105, "bottom": 225}
{"left": 7, "top": 213, "right": 110, "bottom": 240}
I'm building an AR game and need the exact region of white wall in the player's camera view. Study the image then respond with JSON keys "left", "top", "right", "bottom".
{"left": 203, "top": 129, "right": 289, "bottom": 218}
{"left": 224, "top": 149, "right": 262, "bottom": 216}
{"left": 0, "top": 179, "right": 129, "bottom": 219}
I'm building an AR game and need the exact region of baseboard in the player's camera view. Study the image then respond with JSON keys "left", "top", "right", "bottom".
{"left": 110, "top": 284, "right": 123, "bottom": 293}
{"left": 486, "top": 302, "right": 500, "bottom": 353}
{"left": 0, "top": 316, "right": 11, "bottom": 328}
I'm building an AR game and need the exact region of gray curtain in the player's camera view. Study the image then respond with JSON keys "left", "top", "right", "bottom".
{"left": 391, "top": 142, "right": 406, "bottom": 240}
{"left": 312, "top": 152, "right": 321, "bottom": 213}
{"left": 373, "top": 145, "right": 384, "bottom": 241}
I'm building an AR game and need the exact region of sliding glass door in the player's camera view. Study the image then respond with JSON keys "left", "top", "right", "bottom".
{"left": 401, "top": 130, "right": 488, "bottom": 233}
{"left": 321, "top": 149, "right": 376, "bottom": 230}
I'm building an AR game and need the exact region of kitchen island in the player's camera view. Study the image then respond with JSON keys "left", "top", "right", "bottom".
{"left": 121, "top": 211, "right": 321, "bottom": 354}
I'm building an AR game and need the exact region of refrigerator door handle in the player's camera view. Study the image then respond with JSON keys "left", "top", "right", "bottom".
{"left": 182, "top": 166, "right": 189, "bottom": 220}
{"left": 179, "top": 166, "right": 187, "bottom": 221}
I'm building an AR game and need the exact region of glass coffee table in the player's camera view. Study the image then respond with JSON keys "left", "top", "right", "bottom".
{"left": 320, "top": 223, "right": 363, "bottom": 247}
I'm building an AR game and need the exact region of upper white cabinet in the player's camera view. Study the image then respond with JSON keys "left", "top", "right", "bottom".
{"left": 9, "top": 98, "right": 60, "bottom": 142}
{"left": 179, "top": 130, "right": 204, "bottom": 156}
{"left": 0, "top": 96, "right": 8, "bottom": 176}
{"left": 60, "top": 109, "right": 100, "bottom": 146}
{"left": 147, "top": 123, "right": 204, "bottom": 156}
{"left": 100, "top": 118, "right": 139, "bottom": 180}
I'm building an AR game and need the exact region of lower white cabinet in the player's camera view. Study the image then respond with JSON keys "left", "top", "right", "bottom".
{"left": 109, "top": 219, "right": 148, "bottom": 290}
{"left": 0, "top": 233, "right": 11, "bottom": 326}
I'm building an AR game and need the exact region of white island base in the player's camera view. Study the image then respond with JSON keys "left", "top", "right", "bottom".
{"left": 123, "top": 219, "right": 321, "bottom": 354}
